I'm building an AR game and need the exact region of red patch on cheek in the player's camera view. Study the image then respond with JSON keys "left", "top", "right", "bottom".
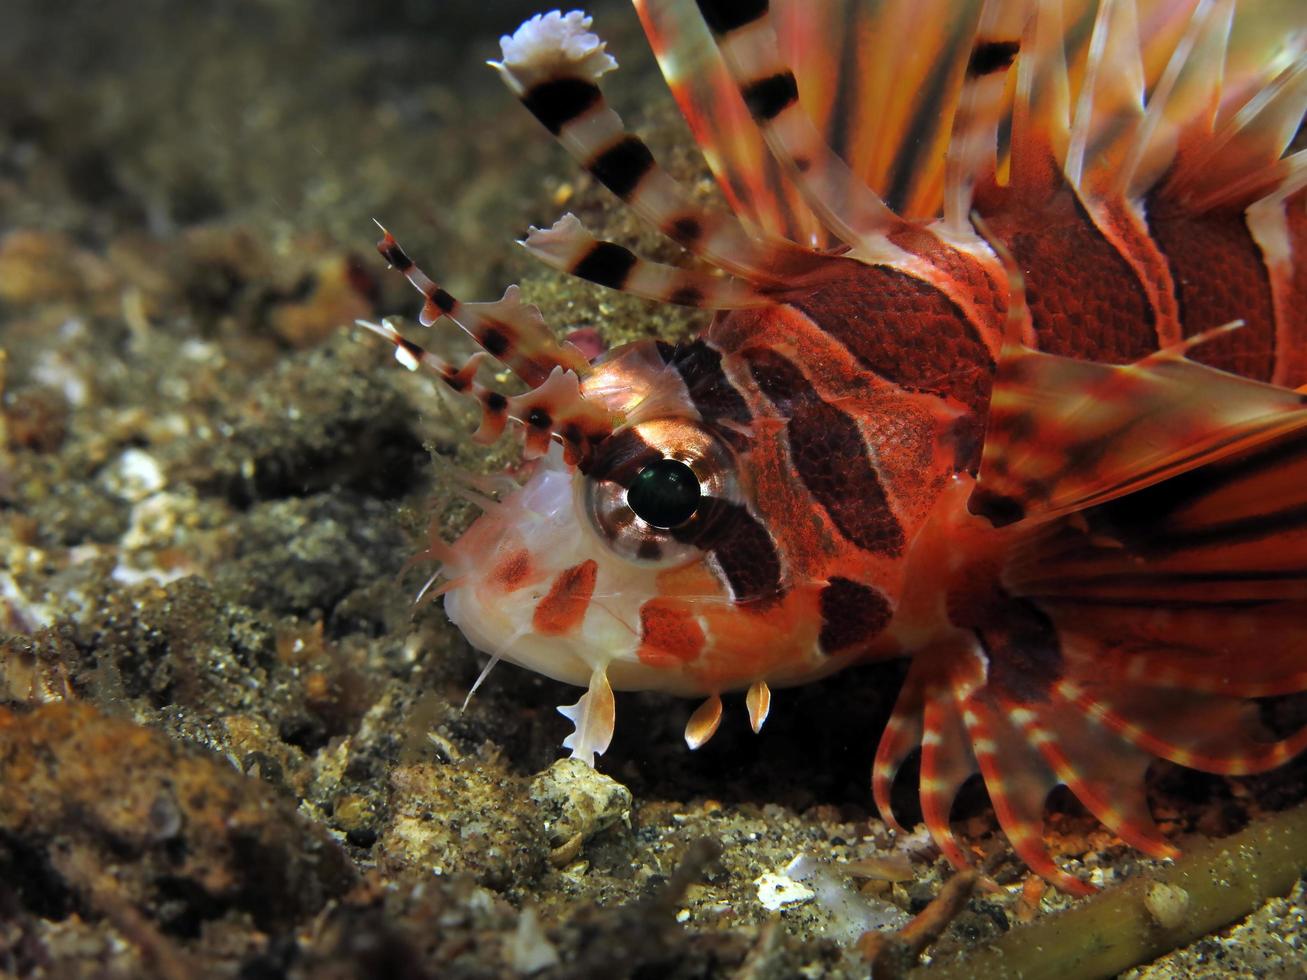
{"left": 532, "top": 560, "right": 598, "bottom": 636}
{"left": 637, "top": 599, "right": 705, "bottom": 669}
{"left": 491, "top": 548, "right": 533, "bottom": 592}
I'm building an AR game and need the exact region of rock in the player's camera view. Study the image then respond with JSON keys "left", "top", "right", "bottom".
{"left": 529, "top": 757, "right": 632, "bottom": 852}
{"left": 0, "top": 702, "right": 355, "bottom": 932}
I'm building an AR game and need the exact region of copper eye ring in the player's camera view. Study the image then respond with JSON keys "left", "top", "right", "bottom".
{"left": 582, "top": 418, "right": 738, "bottom": 565}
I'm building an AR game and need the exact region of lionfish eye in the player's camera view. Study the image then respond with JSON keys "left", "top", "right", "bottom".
{"left": 626, "top": 458, "right": 701, "bottom": 528}
{"left": 582, "top": 418, "right": 737, "bottom": 565}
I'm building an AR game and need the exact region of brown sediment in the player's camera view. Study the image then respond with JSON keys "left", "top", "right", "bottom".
{"left": 919, "top": 802, "right": 1307, "bottom": 979}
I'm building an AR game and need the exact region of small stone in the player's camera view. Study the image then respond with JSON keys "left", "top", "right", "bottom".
{"left": 1145, "top": 882, "right": 1191, "bottom": 930}
{"left": 755, "top": 872, "right": 816, "bottom": 911}
{"left": 529, "top": 757, "right": 631, "bottom": 849}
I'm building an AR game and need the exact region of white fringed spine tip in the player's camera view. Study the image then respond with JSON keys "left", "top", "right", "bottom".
{"left": 490, "top": 10, "right": 618, "bottom": 95}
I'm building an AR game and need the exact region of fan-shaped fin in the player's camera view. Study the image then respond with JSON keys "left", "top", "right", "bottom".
{"left": 920, "top": 680, "right": 981, "bottom": 872}
{"left": 972, "top": 325, "right": 1307, "bottom": 527}
{"left": 872, "top": 682, "right": 924, "bottom": 834}
{"left": 961, "top": 695, "right": 1091, "bottom": 895}
{"left": 1052, "top": 680, "right": 1307, "bottom": 776}
{"left": 1006, "top": 697, "right": 1176, "bottom": 858}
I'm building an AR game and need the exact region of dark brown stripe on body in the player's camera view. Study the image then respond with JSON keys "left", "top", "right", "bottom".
{"left": 674, "top": 497, "right": 783, "bottom": 602}
{"left": 819, "top": 577, "right": 893, "bottom": 652}
{"left": 785, "top": 261, "right": 995, "bottom": 416}
{"left": 988, "top": 190, "right": 1159, "bottom": 363}
{"left": 1147, "top": 199, "right": 1276, "bottom": 380}
{"left": 745, "top": 348, "right": 906, "bottom": 556}
{"left": 521, "top": 78, "right": 603, "bottom": 135}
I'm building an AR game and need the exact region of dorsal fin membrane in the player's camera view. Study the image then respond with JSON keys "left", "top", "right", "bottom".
{"left": 1065, "top": 0, "right": 1145, "bottom": 194}
{"left": 1009, "top": 0, "right": 1071, "bottom": 196}
{"left": 767, "top": 0, "right": 986, "bottom": 222}
{"left": 692, "top": 0, "right": 898, "bottom": 255}
{"left": 634, "top": 0, "right": 830, "bottom": 248}
{"left": 944, "top": 0, "right": 1026, "bottom": 230}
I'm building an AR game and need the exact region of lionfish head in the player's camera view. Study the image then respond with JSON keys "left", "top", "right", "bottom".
{"left": 432, "top": 333, "right": 819, "bottom": 700}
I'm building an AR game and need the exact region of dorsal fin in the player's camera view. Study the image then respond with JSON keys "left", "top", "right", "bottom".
{"left": 489, "top": 11, "right": 823, "bottom": 283}
{"left": 634, "top": 0, "right": 830, "bottom": 247}
{"left": 691, "top": 0, "right": 899, "bottom": 254}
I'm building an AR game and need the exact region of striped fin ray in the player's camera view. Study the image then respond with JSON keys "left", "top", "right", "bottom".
{"left": 490, "top": 11, "right": 822, "bottom": 283}
{"left": 770, "top": 0, "right": 986, "bottom": 222}
{"left": 873, "top": 643, "right": 984, "bottom": 864}
{"left": 971, "top": 324, "right": 1307, "bottom": 526}
{"left": 944, "top": 0, "right": 1026, "bottom": 231}
{"left": 357, "top": 317, "right": 618, "bottom": 465}
{"left": 634, "top": 0, "right": 830, "bottom": 247}
{"left": 691, "top": 0, "right": 900, "bottom": 255}
{"left": 521, "top": 213, "right": 771, "bottom": 308}
{"left": 375, "top": 226, "right": 589, "bottom": 387}
{"left": 356, "top": 318, "right": 511, "bottom": 444}
{"left": 960, "top": 693, "right": 1093, "bottom": 894}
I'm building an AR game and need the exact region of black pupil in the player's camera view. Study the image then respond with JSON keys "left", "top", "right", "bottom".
{"left": 627, "top": 458, "right": 701, "bottom": 528}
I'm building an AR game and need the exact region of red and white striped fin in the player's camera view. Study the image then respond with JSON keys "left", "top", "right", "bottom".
{"left": 1006, "top": 698, "right": 1177, "bottom": 860}
{"left": 1052, "top": 680, "right": 1307, "bottom": 778}
{"left": 375, "top": 227, "right": 589, "bottom": 387}
{"left": 972, "top": 323, "right": 1307, "bottom": 526}
{"left": 522, "top": 213, "right": 771, "bottom": 309}
{"left": 357, "top": 319, "right": 616, "bottom": 465}
{"left": 490, "top": 11, "right": 821, "bottom": 284}
{"left": 355, "top": 318, "right": 510, "bottom": 444}
{"left": 690, "top": 0, "right": 899, "bottom": 255}
{"left": 874, "top": 641, "right": 983, "bottom": 874}
{"left": 635, "top": 0, "right": 829, "bottom": 248}
{"left": 960, "top": 694, "right": 1091, "bottom": 895}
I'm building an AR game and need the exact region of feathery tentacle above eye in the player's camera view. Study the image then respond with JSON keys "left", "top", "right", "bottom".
{"left": 490, "top": 10, "right": 826, "bottom": 283}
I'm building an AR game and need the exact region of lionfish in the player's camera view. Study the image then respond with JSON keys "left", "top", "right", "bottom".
{"left": 362, "top": 0, "right": 1307, "bottom": 894}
